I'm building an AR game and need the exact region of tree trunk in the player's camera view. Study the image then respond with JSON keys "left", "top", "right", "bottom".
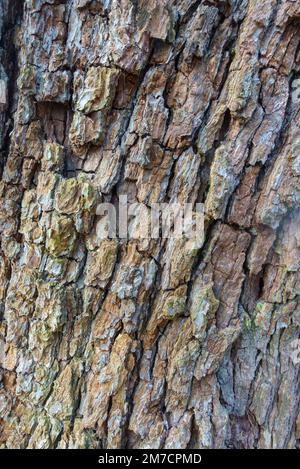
{"left": 1, "top": 0, "right": 300, "bottom": 449}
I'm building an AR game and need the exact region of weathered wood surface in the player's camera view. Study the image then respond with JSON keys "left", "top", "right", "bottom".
{"left": 0, "top": 0, "right": 300, "bottom": 449}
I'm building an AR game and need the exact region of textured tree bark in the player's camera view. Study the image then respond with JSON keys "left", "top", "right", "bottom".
{"left": 0, "top": 0, "right": 300, "bottom": 449}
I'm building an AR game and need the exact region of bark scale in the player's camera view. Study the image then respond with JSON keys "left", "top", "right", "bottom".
{"left": 0, "top": 0, "right": 300, "bottom": 449}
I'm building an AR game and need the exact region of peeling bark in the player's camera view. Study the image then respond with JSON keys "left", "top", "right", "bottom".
{"left": 0, "top": 0, "right": 300, "bottom": 449}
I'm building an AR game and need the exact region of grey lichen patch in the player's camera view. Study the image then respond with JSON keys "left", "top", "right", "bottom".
{"left": 46, "top": 212, "right": 77, "bottom": 257}
{"left": 17, "top": 64, "right": 37, "bottom": 96}
{"left": 0, "top": 77, "right": 7, "bottom": 107}
{"left": 53, "top": 176, "right": 97, "bottom": 238}
{"left": 36, "top": 172, "right": 60, "bottom": 212}
{"left": 36, "top": 71, "right": 71, "bottom": 104}
{"left": 20, "top": 219, "right": 44, "bottom": 246}
{"left": 161, "top": 238, "right": 200, "bottom": 290}
{"left": 78, "top": 178, "right": 97, "bottom": 212}
{"left": 228, "top": 67, "right": 257, "bottom": 118}
{"left": 110, "top": 244, "right": 145, "bottom": 300}
{"left": 20, "top": 189, "right": 40, "bottom": 224}
{"left": 190, "top": 283, "right": 219, "bottom": 340}
{"left": 34, "top": 285, "right": 68, "bottom": 335}
{"left": 44, "top": 256, "right": 68, "bottom": 281}
{"left": 161, "top": 287, "right": 187, "bottom": 320}
{"left": 31, "top": 321, "right": 55, "bottom": 345}
{"left": 111, "top": 265, "right": 144, "bottom": 300}
{"left": 45, "top": 359, "right": 83, "bottom": 420}
{"left": 84, "top": 239, "right": 118, "bottom": 289}
{"left": 55, "top": 177, "right": 97, "bottom": 215}
{"left": 70, "top": 67, "right": 120, "bottom": 155}
{"left": 75, "top": 66, "right": 120, "bottom": 114}
{"left": 41, "top": 142, "right": 64, "bottom": 173}
{"left": 205, "top": 145, "right": 236, "bottom": 220}
{"left": 145, "top": 286, "right": 187, "bottom": 343}
{"left": 253, "top": 301, "right": 274, "bottom": 333}
{"left": 27, "top": 412, "right": 62, "bottom": 449}
{"left": 94, "top": 147, "right": 122, "bottom": 194}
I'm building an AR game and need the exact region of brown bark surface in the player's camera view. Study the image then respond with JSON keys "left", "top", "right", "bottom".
{"left": 0, "top": 0, "right": 300, "bottom": 449}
